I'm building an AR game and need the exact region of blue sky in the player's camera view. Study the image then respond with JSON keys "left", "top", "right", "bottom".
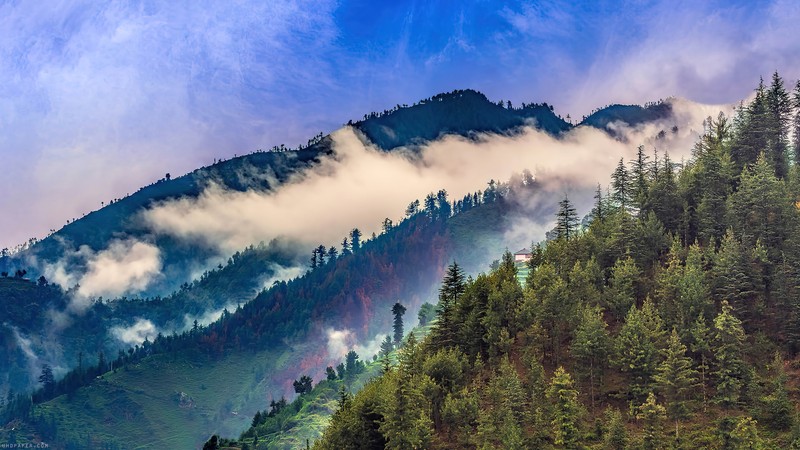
{"left": 1, "top": 0, "right": 799, "bottom": 248}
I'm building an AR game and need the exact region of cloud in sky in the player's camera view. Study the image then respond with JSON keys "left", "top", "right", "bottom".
{"left": 1, "top": 0, "right": 798, "bottom": 249}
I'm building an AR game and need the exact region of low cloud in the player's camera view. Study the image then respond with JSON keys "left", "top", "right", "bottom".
{"left": 111, "top": 318, "right": 159, "bottom": 346}
{"left": 183, "top": 303, "right": 236, "bottom": 330}
{"left": 142, "top": 98, "right": 731, "bottom": 255}
{"left": 43, "top": 238, "right": 163, "bottom": 312}
{"left": 325, "top": 328, "right": 355, "bottom": 359}
{"left": 325, "top": 327, "right": 387, "bottom": 361}
{"left": 259, "top": 263, "right": 307, "bottom": 291}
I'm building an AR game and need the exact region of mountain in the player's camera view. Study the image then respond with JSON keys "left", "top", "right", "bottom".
{"left": 0, "top": 88, "right": 689, "bottom": 449}
{"left": 579, "top": 101, "right": 673, "bottom": 133}
{"left": 0, "top": 144, "right": 333, "bottom": 295}
{"left": 0, "top": 89, "right": 665, "bottom": 297}
{"left": 354, "top": 89, "right": 571, "bottom": 150}
{"left": 3, "top": 175, "right": 553, "bottom": 448}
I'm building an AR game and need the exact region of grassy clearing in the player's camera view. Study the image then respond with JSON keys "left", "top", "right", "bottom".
{"left": 35, "top": 347, "right": 288, "bottom": 449}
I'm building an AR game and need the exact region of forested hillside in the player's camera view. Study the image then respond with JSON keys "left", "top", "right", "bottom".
{"left": 0, "top": 85, "right": 680, "bottom": 403}
{"left": 0, "top": 240, "right": 301, "bottom": 394}
{"left": 309, "top": 74, "right": 800, "bottom": 449}
{"left": 1, "top": 168, "right": 549, "bottom": 448}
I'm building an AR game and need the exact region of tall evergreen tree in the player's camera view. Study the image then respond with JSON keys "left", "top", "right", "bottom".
{"left": 731, "top": 78, "right": 770, "bottom": 172}
{"left": 712, "top": 230, "right": 760, "bottom": 327}
{"left": 603, "top": 407, "right": 628, "bottom": 450}
{"left": 760, "top": 352, "right": 794, "bottom": 431}
{"left": 547, "top": 367, "right": 582, "bottom": 449}
{"left": 730, "top": 416, "right": 764, "bottom": 450}
{"left": 592, "top": 184, "right": 606, "bottom": 223}
{"left": 766, "top": 71, "right": 792, "bottom": 178}
{"left": 712, "top": 301, "right": 747, "bottom": 407}
{"left": 632, "top": 145, "right": 650, "bottom": 211}
{"left": 310, "top": 248, "right": 318, "bottom": 269}
{"left": 350, "top": 228, "right": 362, "bottom": 252}
{"left": 637, "top": 392, "right": 667, "bottom": 450}
{"left": 392, "top": 302, "right": 407, "bottom": 347}
{"left": 611, "top": 158, "right": 632, "bottom": 211}
{"left": 692, "top": 113, "right": 734, "bottom": 246}
{"left": 729, "top": 153, "right": 792, "bottom": 258}
{"left": 555, "top": 194, "right": 579, "bottom": 240}
{"left": 38, "top": 365, "right": 55, "bottom": 395}
{"left": 606, "top": 256, "right": 639, "bottom": 319}
{"left": 571, "top": 305, "right": 610, "bottom": 409}
{"left": 614, "top": 300, "right": 664, "bottom": 402}
{"left": 689, "top": 315, "right": 713, "bottom": 412}
{"left": 476, "top": 358, "right": 527, "bottom": 450}
{"left": 645, "top": 153, "right": 682, "bottom": 234}
{"left": 381, "top": 334, "right": 432, "bottom": 450}
{"left": 654, "top": 328, "right": 698, "bottom": 436}
{"left": 434, "top": 262, "right": 466, "bottom": 349}
{"left": 793, "top": 80, "right": 800, "bottom": 163}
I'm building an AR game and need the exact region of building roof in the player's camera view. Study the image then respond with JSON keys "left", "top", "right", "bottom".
{"left": 514, "top": 248, "right": 531, "bottom": 255}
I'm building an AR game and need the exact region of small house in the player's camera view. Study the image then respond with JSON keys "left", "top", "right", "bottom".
{"left": 514, "top": 248, "right": 532, "bottom": 263}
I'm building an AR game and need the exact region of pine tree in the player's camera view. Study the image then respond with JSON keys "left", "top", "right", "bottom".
{"left": 547, "top": 367, "right": 582, "bottom": 449}
{"left": 476, "top": 358, "right": 527, "bottom": 450}
{"left": 603, "top": 407, "right": 628, "bottom": 450}
{"left": 606, "top": 256, "right": 639, "bottom": 319}
{"left": 310, "top": 248, "right": 318, "bottom": 269}
{"left": 381, "top": 334, "right": 432, "bottom": 450}
{"left": 693, "top": 113, "right": 735, "bottom": 246}
{"left": 659, "top": 244, "right": 711, "bottom": 333}
{"left": 326, "top": 366, "right": 337, "bottom": 381}
{"left": 793, "top": 80, "right": 800, "bottom": 163}
{"left": 615, "top": 301, "right": 664, "bottom": 402}
{"left": 316, "top": 245, "right": 327, "bottom": 266}
{"left": 572, "top": 305, "right": 610, "bottom": 409}
{"left": 392, "top": 302, "right": 407, "bottom": 347}
{"left": 555, "top": 194, "right": 579, "bottom": 240}
{"left": 327, "top": 246, "right": 338, "bottom": 262}
{"left": 646, "top": 153, "right": 682, "bottom": 234}
{"left": 729, "top": 152, "right": 792, "bottom": 258}
{"left": 653, "top": 328, "right": 698, "bottom": 436}
{"left": 350, "top": 228, "right": 361, "bottom": 252}
{"left": 688, "top": 314, "right": 712, "bottom": 411}
{"left": 730, "top": 416, "right": 763, "bottom": 450}
{"left": 760, "top": 352, "right": 794, "bottom": 431}
{"left": 636, "top": 392, "right": 666, "bottom": 450}
{"left": 434, "top": 261, "right": 466, "bottom": 349}
{"left": 766, "top": 71, "right": 792, "bottom": 178}
{"left": 712, "top": 300, "right": 747, "bottom": 407}
{"left": 611, "top": 158, "right": 632, "bottom": 211}
{"left": 712, "top": 230, "right": 759, "bottom": 326}
{"left": 731, "top": 78, "right": 770, "bottom": 172}
{"left": 38, "top": 365, "right": 55, "bottom": 395}
{"left": 632, "top": 145, "right": 650, "bottom": 211}
{"left": 380, "top": 337, "right": 394, "bottom": 374}
{"left": 592, "top": 184, "right": 606, "bottom": 223}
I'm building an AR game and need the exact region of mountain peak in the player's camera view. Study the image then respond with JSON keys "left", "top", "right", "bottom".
{"left": 353, "top": 88, "right": 571, "bottom": 150}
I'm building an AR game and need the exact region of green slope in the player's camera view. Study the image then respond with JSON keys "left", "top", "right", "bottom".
{"left": 10, "top": 180, "right": 542, "bottom": 449}
{"left": 33, "top": 347, "right": 292, "bottom": 449}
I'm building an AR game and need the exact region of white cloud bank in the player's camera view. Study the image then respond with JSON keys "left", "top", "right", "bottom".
{"left": 111, "top": 318, "right": 159, "bottom": 346}
{"left": 142, "top": 98, "right": 732, "bottom": 254}
{"left": 43, "top": 238, "right": 162, "bottom": 311}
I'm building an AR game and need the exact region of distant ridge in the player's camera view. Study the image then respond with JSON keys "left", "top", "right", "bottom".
{"left": 355, "top": 89, "right": 571, "bottom": 150}
{"left": 0, "top": 89, "right": 674, "bottom": 294}
{"left": 579, "top": 101, "right": 672, "bottom": 132}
